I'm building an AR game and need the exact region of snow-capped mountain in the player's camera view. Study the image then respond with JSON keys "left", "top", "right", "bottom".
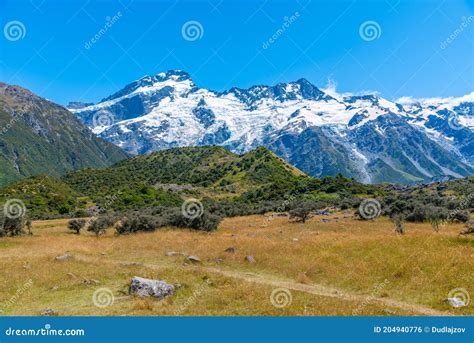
{"left": 70, "top": 70, "right": 474, "bottom": 184}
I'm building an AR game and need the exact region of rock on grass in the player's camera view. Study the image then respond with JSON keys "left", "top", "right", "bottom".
{"left": 129, "top": 276, "right": 175, "bottom": 299}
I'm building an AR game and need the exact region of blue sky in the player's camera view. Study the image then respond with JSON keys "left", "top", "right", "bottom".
{"left": 1, "top": 0, "right": 473, "bottom": 105}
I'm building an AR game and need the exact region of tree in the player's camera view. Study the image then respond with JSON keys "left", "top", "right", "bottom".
{"left": 68, "top": 219, "right": 87, "bottom": 234}
{"left": 289, "top": 201, "right": 314, "bottom": 223}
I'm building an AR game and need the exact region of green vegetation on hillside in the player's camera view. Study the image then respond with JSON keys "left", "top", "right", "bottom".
{"left": 0, "top": 146, "right": 472, "bottom": 228}
{"left": 0, "top": 83, "right": 127, "bottom": 187}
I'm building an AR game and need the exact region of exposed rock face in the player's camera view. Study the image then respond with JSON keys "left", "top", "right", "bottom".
{"left": 129, "top": 276, "right": 175, "bottom": 299}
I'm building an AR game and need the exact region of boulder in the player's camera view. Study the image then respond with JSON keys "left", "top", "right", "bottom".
{"left": 446, "top": 297, "right": 466, "bottom": 308}
{"left": 55, "top": 254, "right": 73, "bottom": 261}
{"left": 165, "top": 251, "right": 185, "bottom": 257}
{"left": 83, "top": 278, "right": 100, "bottom": 285}
{"left": 41, "top": 308, "right": 57, "bottom": 316}
{"left": 187, "top": 255, "right": 201, "bottom": 263}
{"left": 129, "top": 276, "right": 175, "bottom": 299}
{"left": 245, "top": 255, "right": 256, "bottom": 263}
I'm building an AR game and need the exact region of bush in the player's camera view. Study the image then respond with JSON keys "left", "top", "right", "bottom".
{"left": 171, "top": 211, "right": 222, "bottom": 232}
{"left": 73, "top": 210, "right": 89, "bottom": 218}
{"left": 88, "top": 215, "right": 117, "bottom": 236}
{"left": 114, "top": 207, "right": 223, "bottom": 235}
{"left": 289, "top": 201, "right": 315, "bottom": 223}
{"left": 460, "top": 220, "right": 474, "bottom": 235}
{"left": 115, "top": 215, "right": 161, "bottom": 235}
{"left": 0, "top": 216, "right": 30, "bottom": 237}
{"left": 68, "top": 219, "right": 87, "bottom": 234}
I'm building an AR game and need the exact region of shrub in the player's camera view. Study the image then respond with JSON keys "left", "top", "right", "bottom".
{"left": 0, "top": 216, "right": 30, "bottom": 237}
{"left": 68, "top": 219, "right": 87, "bottom": 234}
{"left": 73, "top": 210, "right": 89, "bottom": 218}
{"left": 451, "top": 210, "right": 470, "bottom": 223}
{"left": 88, "top": 215, "right": 117, "bottom": 236}
{"left": 115, "top": 215, "right": 160, "bottom": 235}
{"left": 289, "top": 201, "right": 315, "bottom": 223}
{"left": 114, "top": 207, "right": 223, "bottom": 235}
{"left": 460, "top": 220, "right": 474, "bottom": 235}
{"left": 171, "top": 211, "right": 222, "bottom": 232}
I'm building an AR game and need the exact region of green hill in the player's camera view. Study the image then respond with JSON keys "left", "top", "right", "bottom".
{"left": 0, "top": 145, "right": 378, "bottom": 217}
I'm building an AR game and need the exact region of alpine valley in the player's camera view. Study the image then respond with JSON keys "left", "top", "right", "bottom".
{"left": 70, "top": 70, "right": 474, "bottom": 184}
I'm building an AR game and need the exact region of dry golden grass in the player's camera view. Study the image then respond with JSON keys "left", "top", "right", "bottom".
{"left": 0, "top": 213, "right": 472, "bottom": 316}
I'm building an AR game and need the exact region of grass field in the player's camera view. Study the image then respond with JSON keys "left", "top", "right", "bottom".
{"left": 0, "top": 212, "right": 472, "bottom": 316}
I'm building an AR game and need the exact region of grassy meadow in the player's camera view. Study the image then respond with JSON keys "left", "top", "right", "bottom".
{"left": 0, "top": 212, "right": 472, "bottom": 316}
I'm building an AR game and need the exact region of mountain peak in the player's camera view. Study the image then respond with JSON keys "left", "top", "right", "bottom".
{"left": 0, "top": 82, "right": 37, "bottom": 101}
{"left": 155, "top": 70, "right": 191, "bottom": 81}
{"left": 100, "top": 70, "right": 194, "bottom": 103}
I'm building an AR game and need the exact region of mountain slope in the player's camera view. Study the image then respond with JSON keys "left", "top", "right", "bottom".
{"left": 70, "top": 71, "right": 474, "bottom": 184}
{"left": 0, "top": 83, "right": 128, "bottom": 187}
